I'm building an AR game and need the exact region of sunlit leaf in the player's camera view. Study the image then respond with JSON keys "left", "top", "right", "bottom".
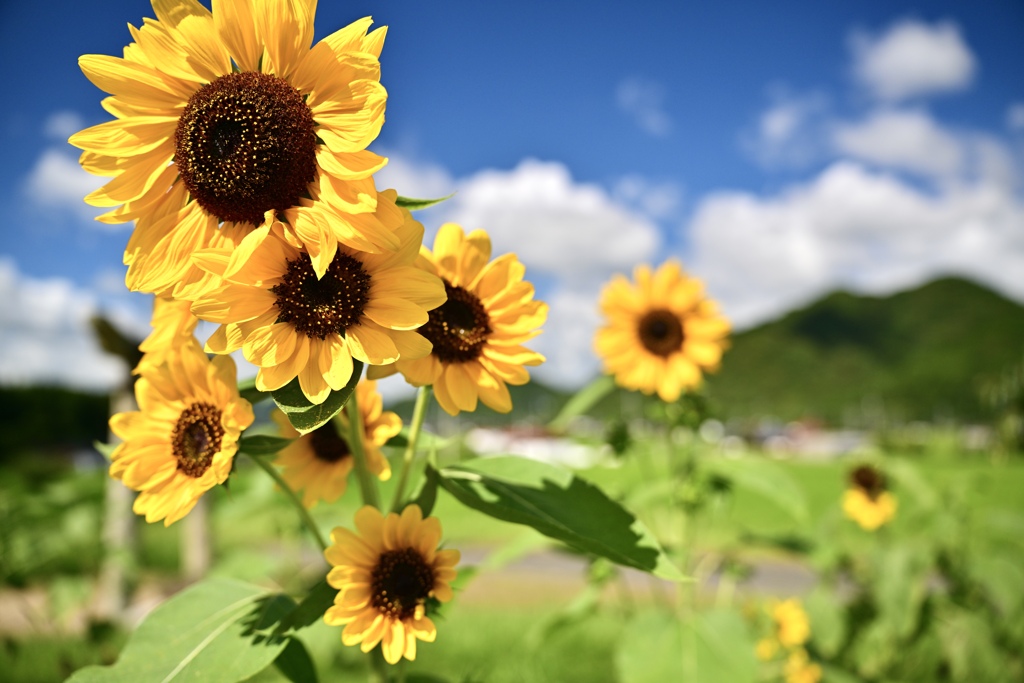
{"left": 271, "top": 361, "right": 363, "bottom": 434}
{"left": 395, "top": 193, "right": 454, "bottom": 210}
{"left": 703, "top": 457, "right": 809, "bottom": 524}
{"left": 238, "top": 435, "right": 296, "bottom": 457}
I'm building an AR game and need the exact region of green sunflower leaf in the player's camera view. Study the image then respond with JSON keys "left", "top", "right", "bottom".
{"left": 395, "top": 192, "right": 455, "bottom": 210}
{"left": 434, "top": 457, "right": 686, "bottom": 581}
{"left": 271, "top": 360, "right": 363, "bottom": 435}
{"left": 237, "top": 376, "right": 272, "bottom": 405}
{"left": 702, "top": 456, "right": 809, "bottom": 525}
{"left": 65, "top": 578, "right": 290, "bottom": 683}
{"left": 238, "top": 435, "right": 296, "bottom": 457}
{"left": 273, "top": 638, "right": 319, "bottom": 683}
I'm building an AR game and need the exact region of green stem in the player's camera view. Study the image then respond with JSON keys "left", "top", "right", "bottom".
{"left": 369, "top": 648, "right": 389, "bottom": 683}
{"left": 390, "top": 386, "right": 432, "bottom": 512}
{"left": 245, "top": 452, "right": 327, "bottom": 552}
{"left": 347, "top": 386, "right": 381, "bottom": 510}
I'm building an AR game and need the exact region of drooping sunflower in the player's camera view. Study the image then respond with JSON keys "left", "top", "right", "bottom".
{"left": 134, "top": 296, "right": 200, "bottom": 375}
{"left": 324, "top": 505, "right": 459, "bottom": 664}
{"left": 191, "top": 193, "right": 445, "bottom": 404}
{"left": 370, "top": 223, "right": 547, "bottom": 416}
{"left": 69, "top": 0, "right": 398, "bottom": 297}
{"left": 109, "top": 340, "right": 254, "bottom": 526}
{"left": 595, "top": 260, "right": 730, "bottom": 402}
{"left": 842, "top": 464, "right": 897, "bottom": 531}
{"left": 273, "top": 380, "right": 399, "bottom": 507}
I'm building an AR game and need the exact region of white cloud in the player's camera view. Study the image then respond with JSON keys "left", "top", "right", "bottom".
{"left": 742, "top": 90, "right": 829, "bottom": 167}
{"left": 616, "top": 77, "right": 672, "bottom": 137}
{"left": 612, "top": 175, "right": 684, "bottom": 220}
{"left": 1007, "top": 103, "right": 1024, "bottom": 132}
{"left": 687, "top": 161, "right": 1024, "bottom": 328}
{"left": 43, "top": 111, "right": 86, "bottom": 141}
{"left": 531, "top": 286, "right": 605, "bottom": 390}
{"left": 0, "top": 259, "right": 138, "bottom": 391}
{"left": 832, "top": 108, "right": 964, "bottom": 177}
{"left": 23, "top": 148, "right": 105, "bottom": 223}
{"left": 851, "top": 19, "right": 976, "bottom": 101}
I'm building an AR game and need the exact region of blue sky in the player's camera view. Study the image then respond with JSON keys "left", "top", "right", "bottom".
{"left": 2, "top": 0, "right": 1023, "bottom": 392}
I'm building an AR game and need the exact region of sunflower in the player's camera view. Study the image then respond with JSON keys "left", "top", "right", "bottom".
{"left": 756, "top": 598, "right": 812, "bottom": 663}
{"left": 324, "top": 505, "right": 459, "bottom": 664}
{"left": 370, "top": 223, "right": 547, "bottom": 416}
{"left": 134, "top": 296, "right": 199, "bottom": 375}
{"left": 191, "top": 193, "right": 444, "bottom": 404}
{"left": 595, "top": 260, "right": 729, "bottom": 402}
{"left": 109, "top": 340, "right": 254, "bottom": 526}
{"left": 783, "top": 649, "right": 822, "bottom": 683}
{"left": 273, "top": 380, "right": 399, "bottom": 507}
{"left": 842, "top": 464, "right": 897, "bottom": 531}
{"left": 69, "top": 0, "right": 397, "bottom": 297}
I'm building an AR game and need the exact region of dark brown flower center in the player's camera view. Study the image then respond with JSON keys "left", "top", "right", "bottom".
{"left": 850, "top": 465, "right": 885, "bottom": 499}
{"left": 371, "top": 547, "right": 435, "bottom": 621}
{"left": 174, "top": 71, "right": 317, "bottom": 226}
{"left": 309, "top": 420, "right": 351, "bottom": 463}
{"left": 637, "top": 309, "right": 684, "bottom": 357}
{"left": 271, "top": 253, "right": 371, "bottom": 339}
{"left": 420, "top": 281, "right": 491, "bottom": 363}
{"left": 171, "top": 402, "right": 225, "bottom": 478}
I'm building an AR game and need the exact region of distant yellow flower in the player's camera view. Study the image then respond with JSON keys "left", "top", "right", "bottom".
{"left": 134, "top": 296, "right": 199, "bottom": 375}
{"left": 843, "top": 464, "right": 897, "bottom": 531}
{"left": 783, "top": 649, "right": 822, "bottom": 683}
{"left": 595, "top": 260, "right": 729, "bottom": 402}
{"left": 373, "top": 223, "right": 547, "bottom": 416}
{"left": 70, "top": 0, "right": 396, "bottom": 296}
{"left": 324, "top": 505, "right": 459, "bottom": 664}
{"left": 191, "top": 195, "right": 444, "bottom": 405}
{"left": 109, "top": 341, "right": 254, "bottom": 525}
{"left": 772, "top": 598, "right": 811, "bottom": 649}
{"left": 273, "top": 380, "right": 399, "bottom": 507}
{"left": 756, "top": 637, "right": 779, "bottom": 661}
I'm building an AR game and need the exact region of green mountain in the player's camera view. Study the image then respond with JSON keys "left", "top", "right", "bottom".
{"left": 703, "top": 277, "right": 1024, "bottom": 424}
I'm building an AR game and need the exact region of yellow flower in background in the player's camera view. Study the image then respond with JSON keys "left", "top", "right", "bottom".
{"left": 69, "top": 0, "right": 397, "bottom": 296}
{"left": 109, "top": 340, "right": 254, "bottom": 526}
{"left": 191, "top": 194, "right": 444, "bottom": 405}
{"left": 324, "top": 505, "right": 460, "bottom": 664}
{"left": 783, "top": 649, "right": 822, "bottom": 683}
{"left": 372, "top": 223, "right": 547, "bottom": 416}
{"left": 842, "top": 464, "right": 897, "bottom": 531}
{"left": 134, "top": 296, "right": 199, "bottom": 375}
{"left": 772, "top": 598, "right": 811, "bottom": 648}
{"left": 273, "top": 380, "right": 399, "bottom": 507}
{"left": 595, "top": 260, "right": 729, "bottom": 402}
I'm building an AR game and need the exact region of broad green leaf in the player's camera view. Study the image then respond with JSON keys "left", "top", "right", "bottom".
{"left": 435, "top": 457, "right": 684, "bottom": 581}
{"left": 385, "top": 427, "right": 457, "bottom": 451}
{"left": 395, "top": 193, "right": 455, "bottom": 210}
{"left": 703, "top": 457, "right": 809, "bottom": 524}
{"left": 271, "top": 360, "right": 363, "bottom": 434}
{"left": 548, "top": 375, "right": 616, "bottom": 432}
{"left": 804, "top": 586, "right": 846, "bottom": 658}
{"left": 65, "top": 578, "right": 288, "bottom": 683}
{"left": 273, "top": 580, "right": 337, "bottom": 636}
{"left": 238, "top": 435, "right": 296, "bottom": 456}
{"left": 238, "top": 377, "right": 271, "bottom": 405}
{"left": 968, "top": 555, "right": 1024, "bottom": 616}
{"left": 273, "top": 638, "right": 318, "bottom": 683}
{"left": 616, "top": 609, "right": 756, "bottom": 683}
{"left": 407, "top": 464, "right": 439, "bottom": 517}
{"left": 873, "top": 545, "right": 928, "bottom": 639}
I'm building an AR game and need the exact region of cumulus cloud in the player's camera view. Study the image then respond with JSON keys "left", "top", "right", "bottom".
{"left": 616, "top": 77, "right": 672, "bottom": 137}
{"left": 0, "top": 259, "right": 141, "bottom": 391}
{"left": 43, "top": 111, "right": 86, "bottom": 141}
{"left": 850, "top": 19, "right": 976, "bottom": 101}
{"left": 686, "top": 161, "right": 1024, "bottom": 328}
{"left": 832, "top": 108, "right": 964, "bottom": 178}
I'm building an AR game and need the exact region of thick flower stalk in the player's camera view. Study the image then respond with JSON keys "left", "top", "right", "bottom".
{"left": 69, "top": 0, "right": 396, "bottom": 297}
{"left": 595, "top": 260, "right": 730, "bottom": 402}
{"left": 324, "top": 505, "right": 459, "bottom": 664}
{"left": 372, "top": 222, "right": 547, "bottom": 416}
{"left": 273, "top": 380, "right": 399, "bottom": 507}
{"left": 109, "top": 340, "right": 254, "bottom": 525}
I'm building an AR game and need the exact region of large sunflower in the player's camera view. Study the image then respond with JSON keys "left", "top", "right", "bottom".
{"left": 842, "top": 464, "right": 897, "bottom": 531}
{"left": 324, "top": 505, "right": 459, "bottom": 664}
{"left": 273, "top": 380, "right": 399, "bottom": 507}
{"left": 371, "top": 223, "right": 547, "bottom": 416}
{"left": 109, "top": 340, "right": 254, "bottom": 526}
{"left": 595, "top": 260, "right": 729, "bottom": 402}
{"left": 69, "top": 0, "right": 397, "bottom": 297}
{"left": 191, "top": 194, "right": 445, "bottom": 404}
